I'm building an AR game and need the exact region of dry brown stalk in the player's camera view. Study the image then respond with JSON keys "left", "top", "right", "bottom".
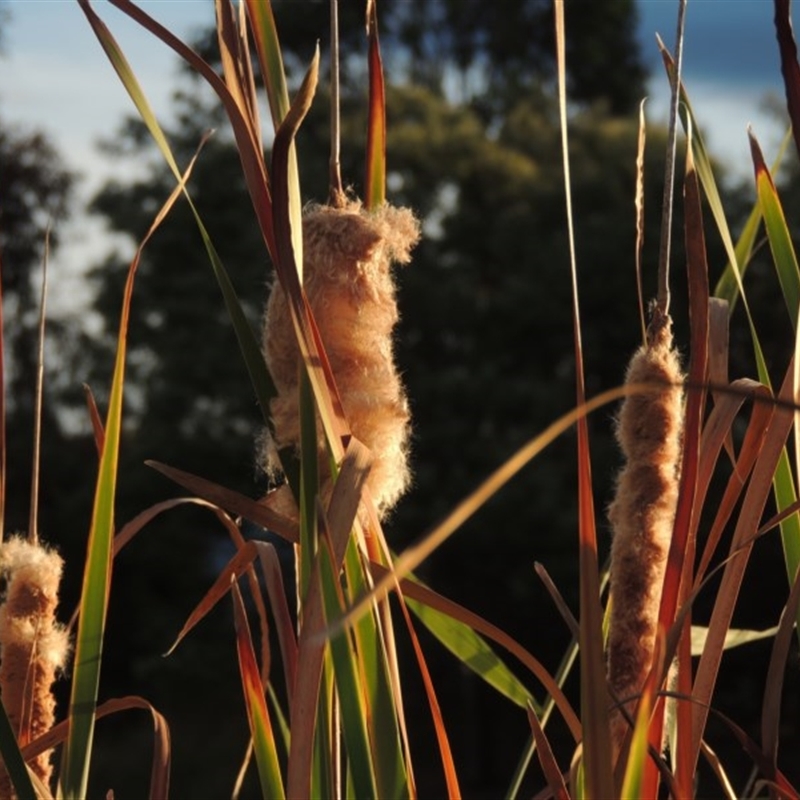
{"left": 263, "top": 199, "right": 420, "bottom": 518}
{"left": 0, "top": 535, "right": 69, "bottom": 796}
{"left": 606, "top": 310, "right": 684, "bottom": 749}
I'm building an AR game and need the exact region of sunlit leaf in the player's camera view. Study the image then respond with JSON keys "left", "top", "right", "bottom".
{"left": 232, "top": 580, "right": 286, "bottom": 800}
{"left": 365, "top": 0, "right": 386, "bottom": 209}
{"left": 58, "top": 120, "right": 199, "bottom": 800}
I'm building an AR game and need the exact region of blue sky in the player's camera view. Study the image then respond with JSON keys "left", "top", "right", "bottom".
{"left": 0, "top": 0, "right": 792, "bottom": 306}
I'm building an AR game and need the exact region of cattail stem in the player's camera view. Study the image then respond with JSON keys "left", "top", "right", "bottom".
{"left": 656, "top": 0, "right": 688, "bottom": 317}
{"left": 29, "top": 231, "right": 50, "bottom": 548}
{"left": 329, "top": 0, "right": 344, "bottom": 206}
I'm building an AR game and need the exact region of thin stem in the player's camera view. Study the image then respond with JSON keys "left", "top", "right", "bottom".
{"left": 0, "top": 243, "right": 5, "bottom": 545}
{"left": 29, "top": 227, "right": 50, "bottom": 546}
{"left": 329, "top": 0, "right": 343, "bottom": 205}
{"left": 656, "top": 0, "right": 688, "bottom": 319}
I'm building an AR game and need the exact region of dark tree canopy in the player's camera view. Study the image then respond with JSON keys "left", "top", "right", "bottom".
{"left": 266, "top": 0, "right": 647, "bottom": 113}
{"left": 0, "top": 122, "right": 72, "bottom": 298}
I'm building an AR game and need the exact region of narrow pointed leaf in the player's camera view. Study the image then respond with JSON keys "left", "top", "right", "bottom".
{"left": 167, "top": 541, "right": 259, "bottom": 656}
{"left": 369, "top": 563, "right": 581, "bottom": 740}
{"left": 405, "top": 596, "right": 534, "bottom": 710}
{"left": 365, "top": 0, "right": 386, "bottom": 209}
{"left": 79, "top": 0, "right": 280, "bottom": 435}
{"left": 619, "top": 663, "right": 656, "bottom": 800}
{"left": 244, "top": 0, "right": 303, "bottom": 269}
{"left": 527, "top": 702, "right": 568, "bottom": 800}
{"left": 100, "top": 0, "right": 277, "bottom": 260}
{"left": 395, "top": 596, "right": 458, "bottom": 797}
{"left": 751, "top": 131, "right": 800, "bottom": 329}
{"left": 761, "top": 563, "right": 800, "bottom": 777}
{"left": 0, "top": 249, "right": 5, "bottom": 541}
{"left": 318, "top": 534, "right": 379, "bottom": 800}
{"left": 232, "top": 579, "right": 286, "bottom": 800}
{"left": 554, "top": 1, "right": 613, "bottom": 792}
{"left": 775, "top": 0, "right": 800, "bottom": 161}
{"left": 691, "top": 362, "right": 796, "bottom": 773}
{"left": 690, "top": 624, "right": 781, "bottom": 655}
{"left": 146, "top": 460, "right": 298, "bottom": 543}
{"left": 60, "top": 145, "right": 196, "bottom": 800}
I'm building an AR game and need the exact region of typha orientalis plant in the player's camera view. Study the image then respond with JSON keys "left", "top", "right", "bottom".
{"left": 605, "top": 0, "right": 687, "bottom": 748}
{"left": 0, "top": 131, "right": 194, "bottom": 798}
{"left": 0, "top": 244, "right": 70, "bottom": 797}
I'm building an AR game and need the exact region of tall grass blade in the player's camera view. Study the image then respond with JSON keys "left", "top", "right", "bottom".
{"left": 166, "top": 541, "right": 260, "bottom": 656}
{"left": 256, "top": 543, "right": 300, "bottom": 704}
{"left": 0, "top": 248, "right": 5, "bottom": 543}
{"left": 690, "top": 362, "right": 796, "bottom": 774}
{"left": 658, "top": 135, "right": 709, "bottom": 797}
{"left": 298, "top": 368, "right": 319, "bottom": 602}
{"left": 658, "top": 41, "right": 769, "bottom": 320}
{"left": 526, "top": 702, "right": 568, "bottom": 800}
{"left": 79, "top": 0, "right": 280, "bottom": 434}
{"left": 695, "top": 383, "right": 772, "bottom": 582}
{"left": 28, "top": 231, "right": 49, "bottom": 545}
{"left": 215, "top": 0, "right": 260, "bottom": 145}
{"left": 660, "top": 50, "right": 800, "bottom": 621}
{"left": 244, "top": 0, "right": 303, "bottom": 270}
{"left": 748, "top": 131, "right": 800, "bottom": 622}
{"left": 326, "top": 441, "right": 413, "bottom": 799}
{"left": 394, "top": 597, "right": 458, "bottom": 797}
{"left": 506, "top": 637, "right": 580, "bottom": 799}
{"left": 337, "top": 520, "right": 410, "bottom": 796}
{"left": 365, "top": 0, "right": 386, "bottom": 209}
{"left": 102, "top": 0, "right": 277, "bottom": 259}
{"left": 318, "top": 534, "right": 379, "bottom": 800}
{"left": 59, "top": 150, "right": 196, "bottom": 800}
{"left": 774, "top": 0, "right": 800, "bottom": 161}
{"left": 243, "top": 0, "right": 289, "bottom": 129}
{"left": 761, "top": 563, "right": 800, "bottom": 780}
{"left": 232, "top": 580, "right": 286, "bottom": 800}
{"left": 690, "top": 624, "right": 780, "bottom": 655}
{"left": 405, "top": 596, "right": 535, "bottom": 710}
{"left": 554, "top": 1, "right": 613, "bottom": 793}
{"left": 619, "top": 640, "right": 658, "bottom": 800}
{"left": 750, "top": 132, "right": 800, "bottom": 329}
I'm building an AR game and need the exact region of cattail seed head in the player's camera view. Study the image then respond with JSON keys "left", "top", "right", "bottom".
{"left": 262, "top": 199, "right": 419, "bottom": 518}
{"left": 606, "top": 313, "right": 683, "bottom": 749}
{"left": 0, "top": 535, "right": 70, "bottom": 795}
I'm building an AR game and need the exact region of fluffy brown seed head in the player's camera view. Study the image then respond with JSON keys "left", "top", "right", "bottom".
{"left": 606, "top": 314, "right": 683, "bottom": 749}
{"left": 0, "top": 535, "right": 70, "bottom": 792}
{"left": 263, "top": 199, "right": 420, "bottom": 518}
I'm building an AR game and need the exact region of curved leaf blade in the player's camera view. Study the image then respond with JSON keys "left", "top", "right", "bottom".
{"left": 232, "top": 580, "right": 286, "bottom": 800}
